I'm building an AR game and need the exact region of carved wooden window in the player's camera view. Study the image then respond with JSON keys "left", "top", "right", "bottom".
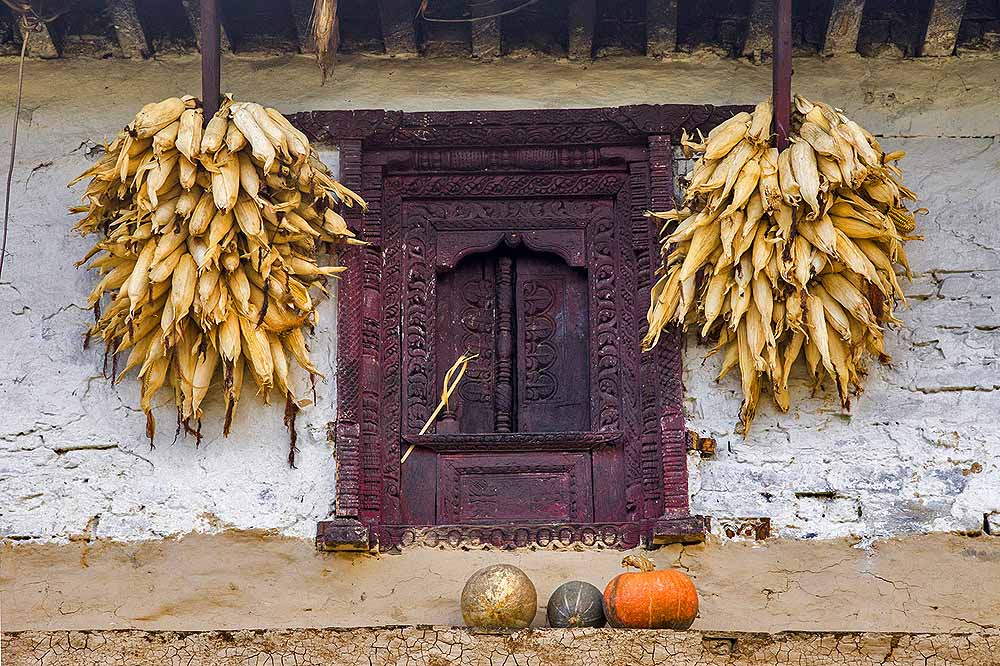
{"left": 295, "top": 105, "right": 744, "bottom": 551}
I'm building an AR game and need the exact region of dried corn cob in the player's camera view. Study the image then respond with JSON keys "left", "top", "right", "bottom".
{"left": 71, "top": 95, "right": 366, "bottom": 464}
{"left": 645, "top": 96, "right": 921, "bottom": 434}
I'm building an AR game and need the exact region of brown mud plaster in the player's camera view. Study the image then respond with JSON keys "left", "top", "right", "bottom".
{"left": 3, "top": 627, "right": 1000, "bottom": 665}
{"left": 3, "top": 531, "right": 999, "bottom": 634}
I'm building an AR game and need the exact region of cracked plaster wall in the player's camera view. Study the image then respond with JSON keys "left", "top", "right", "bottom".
{"left": 0, "top": 54, "right": 997, "bottom": 546}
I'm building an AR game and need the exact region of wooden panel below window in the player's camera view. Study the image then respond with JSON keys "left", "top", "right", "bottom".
{"left": 438, "top": 453, "right": 594, "bottom": 523}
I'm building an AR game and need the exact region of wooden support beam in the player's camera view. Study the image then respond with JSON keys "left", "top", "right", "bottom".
{"left": 743, "top": 0, "right": 773, "bottom": 59}
{"left": 289, "top": 0, "right": 315, "bottom": 53}
{"left": 182, "top": 0, "right": 232, "bottom": 52}
{"left": 822, "top": 0, "right": 865, "bottom": 55}
{"left": 201, "top": 0, "right": 221, "bottom": 119}
{"left": 773, "top": 0, "right": 792, "bottom": 149}
{"left": 566, "top": 0, "right": 595, "bottom": 59}
{"left": 921, "top": 0, "right": 966, "bottom": 56}
{"left": 19, "top": 21, "right": 59, "bottom": 58}
{"left": 646, "top": 0, "right": 678, "bottom": 57}
{"left": 467, "top": 1, "right": 500, "bottom": 59}
{"left": 379, "top": 0, "right": 418, "bottom": 55}
{"left": 109, "top": 0, "right": 149, "bottom": 58}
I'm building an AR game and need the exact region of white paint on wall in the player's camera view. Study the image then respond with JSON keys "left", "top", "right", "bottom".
{"left": 0, "top": 55, "right": 996, "bottom": 543}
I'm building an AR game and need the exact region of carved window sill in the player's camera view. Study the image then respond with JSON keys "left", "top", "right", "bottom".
{"left": 402, "top": 431, "right": 623, "bottom": 453}
{"left": 317, "top": 516, "right": 706, "bottom": 552}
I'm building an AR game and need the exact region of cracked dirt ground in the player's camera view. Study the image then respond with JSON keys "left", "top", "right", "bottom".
{"left": 4, "top": 627, "right": 1000, "bottom": 665}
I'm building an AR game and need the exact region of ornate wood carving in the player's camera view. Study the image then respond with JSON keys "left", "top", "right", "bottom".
{"left": 301, "top": 105, "right": 751, "bottom": 551}
{"left": 495, "top": 257, "right": 515, "bottom": 432}
{"left": 370, "top": 522, "right": 645, "bottom": 550}
{"left": 292, "top": 104, "right": 748, "bottom": 150}
{"left": 439, "top": 453, "right": 593, "bottom": 523}
{"left": 403, "top": 431, "right": 623, "bottom": 453}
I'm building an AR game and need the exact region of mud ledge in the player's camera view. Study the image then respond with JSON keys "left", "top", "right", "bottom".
{"left": 4, "top": 627, "right": 1000, "bottom": 665}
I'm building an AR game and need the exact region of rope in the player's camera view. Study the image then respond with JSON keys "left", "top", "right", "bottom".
{"left": 0, "top": 29, "right": 27, "bottom": 282}
{"left": 400, "top": 352, "right": 479, "bottom": 464}
{"left": 418, "top": 0, "right": 539, "bottom": 24}
{"left": 0, "top": 2, "right": 69, "bottom": 282}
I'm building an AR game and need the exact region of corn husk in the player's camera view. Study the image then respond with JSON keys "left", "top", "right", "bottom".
{"left": 644, "top": 96, "right": 922, "bottom": 434}
{"left": 72, "top": 95, "right": 366, "bottom": 463}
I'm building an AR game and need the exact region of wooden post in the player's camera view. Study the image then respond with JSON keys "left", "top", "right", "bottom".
{"left": 18, "top": 20, "right": 59, "bottom": 58}
{"left": 109, "top": 0, "right": 150, "bottom": 58}
{"left": 922, "top": 0, "right": 966, "bottom": 56}
{"left": 467, "top": 0, "right": 501, "bottom": 59}
{"left": 823, "top": 0, "right": 866, "bottom": 56}
{"left": 201, "top": 0, "right": 221, "bottom": 120}
{"left": 567, "top": 0, "right": 596, "bottom": 59}
{"left": 379, "top": 0, "right": 418, "bottom": 55}
{"left": 743, "top": 0, "right": 773, "bottom": 59}
{"left": 772, "top": 0, "right": 792, "bottom": 149}
{"left": 646, "top": 0, "right": 678, "bottom": 58}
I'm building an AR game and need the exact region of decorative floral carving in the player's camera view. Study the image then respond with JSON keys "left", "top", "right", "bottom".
{"left": 304, "top": 107, "right": 742, "bottom": 550}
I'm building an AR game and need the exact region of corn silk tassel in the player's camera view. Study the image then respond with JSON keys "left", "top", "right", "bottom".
{"left": 401, "top": 352, "right": 480, "bottom": 464}
{"left": 644, "top": 96, "right": 923, "bottom": 435}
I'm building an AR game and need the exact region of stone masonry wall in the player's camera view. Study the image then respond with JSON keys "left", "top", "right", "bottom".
{"left": 0, "top": 54, "right": 997, "bottom": 544}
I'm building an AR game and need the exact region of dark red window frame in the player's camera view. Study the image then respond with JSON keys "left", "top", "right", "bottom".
{"left": 292, "top": 104, "right": 746, "bottom": 551}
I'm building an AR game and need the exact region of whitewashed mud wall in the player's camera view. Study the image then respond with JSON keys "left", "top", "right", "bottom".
{"left": 0, "top": 55, "right": 997, "bottom": 544}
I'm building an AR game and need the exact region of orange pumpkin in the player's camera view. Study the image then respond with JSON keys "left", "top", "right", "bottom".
{"left": 602, "top": 555, "right": 699, "bottom": 629}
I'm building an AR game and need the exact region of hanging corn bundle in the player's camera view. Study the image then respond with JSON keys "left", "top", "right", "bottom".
{"left": 643, "top": 96, "right": 922, "bottom": 434}
{"left": 70, "top": 95, "right": 365, "bottom": 462}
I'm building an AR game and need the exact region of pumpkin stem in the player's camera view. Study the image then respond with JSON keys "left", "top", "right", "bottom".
{"left": 621, "top": 554, "right": 656, "bottom": 572}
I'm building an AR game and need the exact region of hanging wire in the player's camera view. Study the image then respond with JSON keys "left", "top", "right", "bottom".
{"left": 0, "top": 0, "right": 71, "bottom": 282}
{"left": 417, "top": 0, "right": 540, "bottom": 23}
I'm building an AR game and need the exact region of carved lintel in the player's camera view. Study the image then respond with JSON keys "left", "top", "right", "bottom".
{"left": 648, "top": 515, "right": 708, "bottom": 546}
{"left": 686, "top": 430, "right": 717, "bottom": 457}
{"left": 921, "top": 0, "right": 966, "bottom": 56}
{"left": 316, "top": 518, "right": 371, "bottom": 551}
{"left": 293, "top": 105, "right": 749, "bottom": 150}
{"left": 823, "top": 0, "right": 866, "bottom": 56}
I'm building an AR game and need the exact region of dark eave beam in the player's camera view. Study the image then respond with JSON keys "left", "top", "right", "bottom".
{"left": 921, "top": 0, "right": 966, "bottom": 56}
{"left": 823, "top": 0, "right": 866, "bottom": 55}
{"left": 379, "top": 0, "right": 418, "bottom": 55}
{"left": 646, "top": 0, "right": 678, "bottom": 57}
{"left": 743, "top": 0, "right": 773, "bottom": 59}
{"left": 468, "top": 0, "right": 501, "bottom": 59}
{"left": 109, "top": 0, "right": 149, "bottom": 58}
{"left": 20, "top": 21, "right": 59, "bottom": 58}
{"left": 567, "top": 0, "right": 595, "bottom": 59}
{"left": 773, "top": 0, "right": 791, "bottom": 148}
{"left": 182, "top": 0, "right": 232, "bottom": 52}
{"left": 289, "top": 0, "right": 315, "bottom": 53}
